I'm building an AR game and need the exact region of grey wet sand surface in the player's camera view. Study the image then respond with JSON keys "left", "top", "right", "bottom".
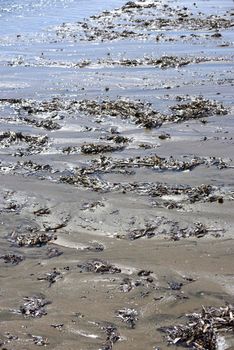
{"left": 0, "top": 0, "right": 234, "bottom": 349}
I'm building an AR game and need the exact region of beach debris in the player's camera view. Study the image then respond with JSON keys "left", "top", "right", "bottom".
{"left": 168, "top": 281, "right": 183, "bottom": 291}
{"left": 84, "top": 242, "right": 105, "bottom": 252}
{"left": 52, "top": 0, "right": 233, "bottom": 43}
{"left": 77, "top": 99, "right": 165, "bottom": 128}
{"left": 127, "top": 225, "right": 158, "bottom": 240}
{"left": 101, "top": 324, "right": 120, "bottom": 350}
{"left": 10, "top": 231, "right": 56, "bottom": 247}
{"left": 19, "top": 295, "right": 51, "bottom": 318}
{"left": 78, "top": 259, "right": 121, "bottom": 274}
{"left": 120, "top": 277, "right": 134, "bottom": 293}
{"left": 21, "top": 116, "right": 61, "bottom": 131}
{"left": 62, "top": 146, "right": 79, "bottom": 154}
{"left": 0, "top": 131, "right": 49, "bottom": 155}
{"left": 170, "top": 97, "right": 228, "bottom": 123}
{"left": 120, "top": 273, "right": 155, "bottom": 294}
{"left": 137, "top": 270, "right": 152, "bottom": 277}
{"left": 50, "top": 323, "right": 64, "bottom": 330}
{"left": 100, "top": 55, "right": 210, "bottom": 69}
{"left": 161, "top": 305, "right": 234, "bottom": 349}
{"left": 33, "top": 208, "right": 51, "bottom": 216}
{"left": 43, "top": 215, "right": 70, "bottom": 232}
{"left": 125, "top": 219, "right": 224, "bottom": 241}
{"left": 60, "top": 168, "right": 232, "bottom": 204}
{"left": 158, "top": 133, "right": 171, "bottom": 140}
{"left": 116, "top": 308, "right": 138, "bottom": 328}
{"left": 0, "top": 131, "right": 48, "bottom": 148}
{"left": 81, "top": 143, "right": 124, "bottom": 154}
{"left": 37, "top": 268, "right": 63, "bottom": 287}
{"left": 81, "top": 201, "right": 105, "bottom": 211}
{"left": 0, "top": 253, "right": 24, "bottom": 265}
{"left": 16, "top": 160, "right": 52, "bottom": 173}
{"left": 104, "top": 134, "right": 131, "bottom": 144}
{"left": 46, "top": 247, "right": 63, "bottom": 258}
{"left": 31, "top": 335, "right": 49, "bottom": 346}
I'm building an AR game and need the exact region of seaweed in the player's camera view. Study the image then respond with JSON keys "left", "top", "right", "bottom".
{"left": 0, "top": 253, "right": 24, "bottom": 265}
{"left": 37, "top": 268, "right": 63, "bottom": 287}
{"left": 101, "top": 324, "right": 120, "bottom": 350}
{"left": 116, "top": 308, "right": 138, "bottom": 328}
{"left": 161, "top": 305, "right": 234, "bottom": 349}
{"left": 78, "top": 259, "right": 121, "bottom": 274}
{"left": 10, "top": 231, "right": 56, "bottom": 247}
{"left": 19, "top": 295, "right": 51, "bottom": 318}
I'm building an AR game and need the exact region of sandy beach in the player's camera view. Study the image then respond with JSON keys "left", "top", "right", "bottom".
{"left": 0, "top": 0, "right": 234, "bottom": 349}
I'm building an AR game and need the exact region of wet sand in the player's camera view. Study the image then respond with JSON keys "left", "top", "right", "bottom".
{"left": 0, "top": 0, "right": 234, "bottom": 349}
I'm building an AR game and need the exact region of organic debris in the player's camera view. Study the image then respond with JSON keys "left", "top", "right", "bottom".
{"left": 17, "top": 160, "right": 52, "bottom": 173}
{"left": 81, "top": 201, "right": 105, "bottom": 211}
{"left": 101, "top": 324, "right": 120, "bottom": 350}
{"left": 84, "top": 242, "right": 105, "bottom": 252}
{"left": 53, "top": 0, "right": 233, "bottom": 43}
{"left": 120, "top": 273, "right": 156, "bottom": 294}
{"left": 21, "top": 116, "right": 61, "bottom": 130}
{"left": 168, "top": 281, "right": 183, "bottom": 291}
{"left": 60, "top": 167, "right": 231, "bottom": 204}
{"left": 158, "top": 133, "right": 171, "bottom": 140}
{"left": 170, "top": 97, "right": 228, "bottom": 123}
{"left": 116, "top": 308, "right": 138, "bottom": 328}
{"left": 81, "top": 143, "right": 124, "bottom": 154}
{"left": 0, "top": 131, "right": 49, "bottom": 155}
{"left": 125, "top": 219, "right": 224, "bottom": 241}
{"left": 46, "top": 247, "right": 63, "bottom": 258}
{"left": 10, "top": 231, "right": 56, "bottom": 247}
{"left": 50, "top": 324, "right": 64, "bottom": 330}
{"left": 0, "top": 253, "right": 24, "bottom": 265}
{"left": 101, "top": 55, "right": 208, "bottom": 69}
{"left": 62, "top": 146, "right": 79, "bottom": 154}
{"left": 78, "top": 259, "right": 121, "bottom": 274}
{"left": 37, "top": 268, "right": 63, "bottom": 287}
{"left": 31, "top": 335, "right": 49, "bottom": 346}
{"left": 33, "top": 208, "right": 51, "bottom": 216}
{"left": 161, "top": 305, "right": 234, "bottom": 349}
{"left": 19, "top": 295, "right": 51, "bottom": 318}
{"left": 78, "top": 99, "right": 165, "bottom": 128}
{"left": 104, "top": 134, "right": 131, "bottom": 144}
{"left": 44, "top": 216, "right": 70, "bottom": 232}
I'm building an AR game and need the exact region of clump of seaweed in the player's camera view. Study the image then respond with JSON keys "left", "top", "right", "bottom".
{"left": 46, "top": 247, "right": 63, "bottom": 259}
{"left": 81, "top": 143, "right": 124, "bottom": 154}
{"left": 120, "top": 271, "right": 155, "bottom": 294}
{"left": 17, "top": 160, "right": 52, "bottom": 173}
{"left": 116, "top": 308, "right": 138, "bottom": 328}
{"left": 37, "top": 268, "right": 63, "bottom": 287}
{"left": 101, "top": 324, "right": 120, "bottom": 350}
{"left": 81, "top": 201, "right": 105, "bottom": 211}
{"left": 169, "top": 97, "right": 228, "bottom": 123}
{"left": 161, "top": 305, "right": 234, "bottom": 349}
{"left": 78, "top": 259, "right": 121, "bottom": 274}
{"left": 101, "top": 55, "right": 208, "bottom": 69}
{"left": 31, "top": 335, "right": 49, "bottom": 346}
{"left": 0, "top": 131, "right": 49, "bottom": 155}
{"left": 22, "top": 116, "right": 61, "bottom": 131}
{"left": 0, "top": 253, "right": 24, "bottom": 265}
{"left": 10, "top": 231, "right": 56, "bottom": 247}
{"left": 78, "top": 99, "right": 165, "bottom": 128}
{"left": 104, "top": 134, "right": 131, "bottom": 144}
{"left": 84, "top": 242, "right": 105, "bottom": 252}
{"left": 19, "top": 295, "right": 51, "bottom": 318}
{"left": 124, "top": 219, "right": 224, "bottom": 241}
{"left": 33, "top": 207, "right": 51, "bottom": 216}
